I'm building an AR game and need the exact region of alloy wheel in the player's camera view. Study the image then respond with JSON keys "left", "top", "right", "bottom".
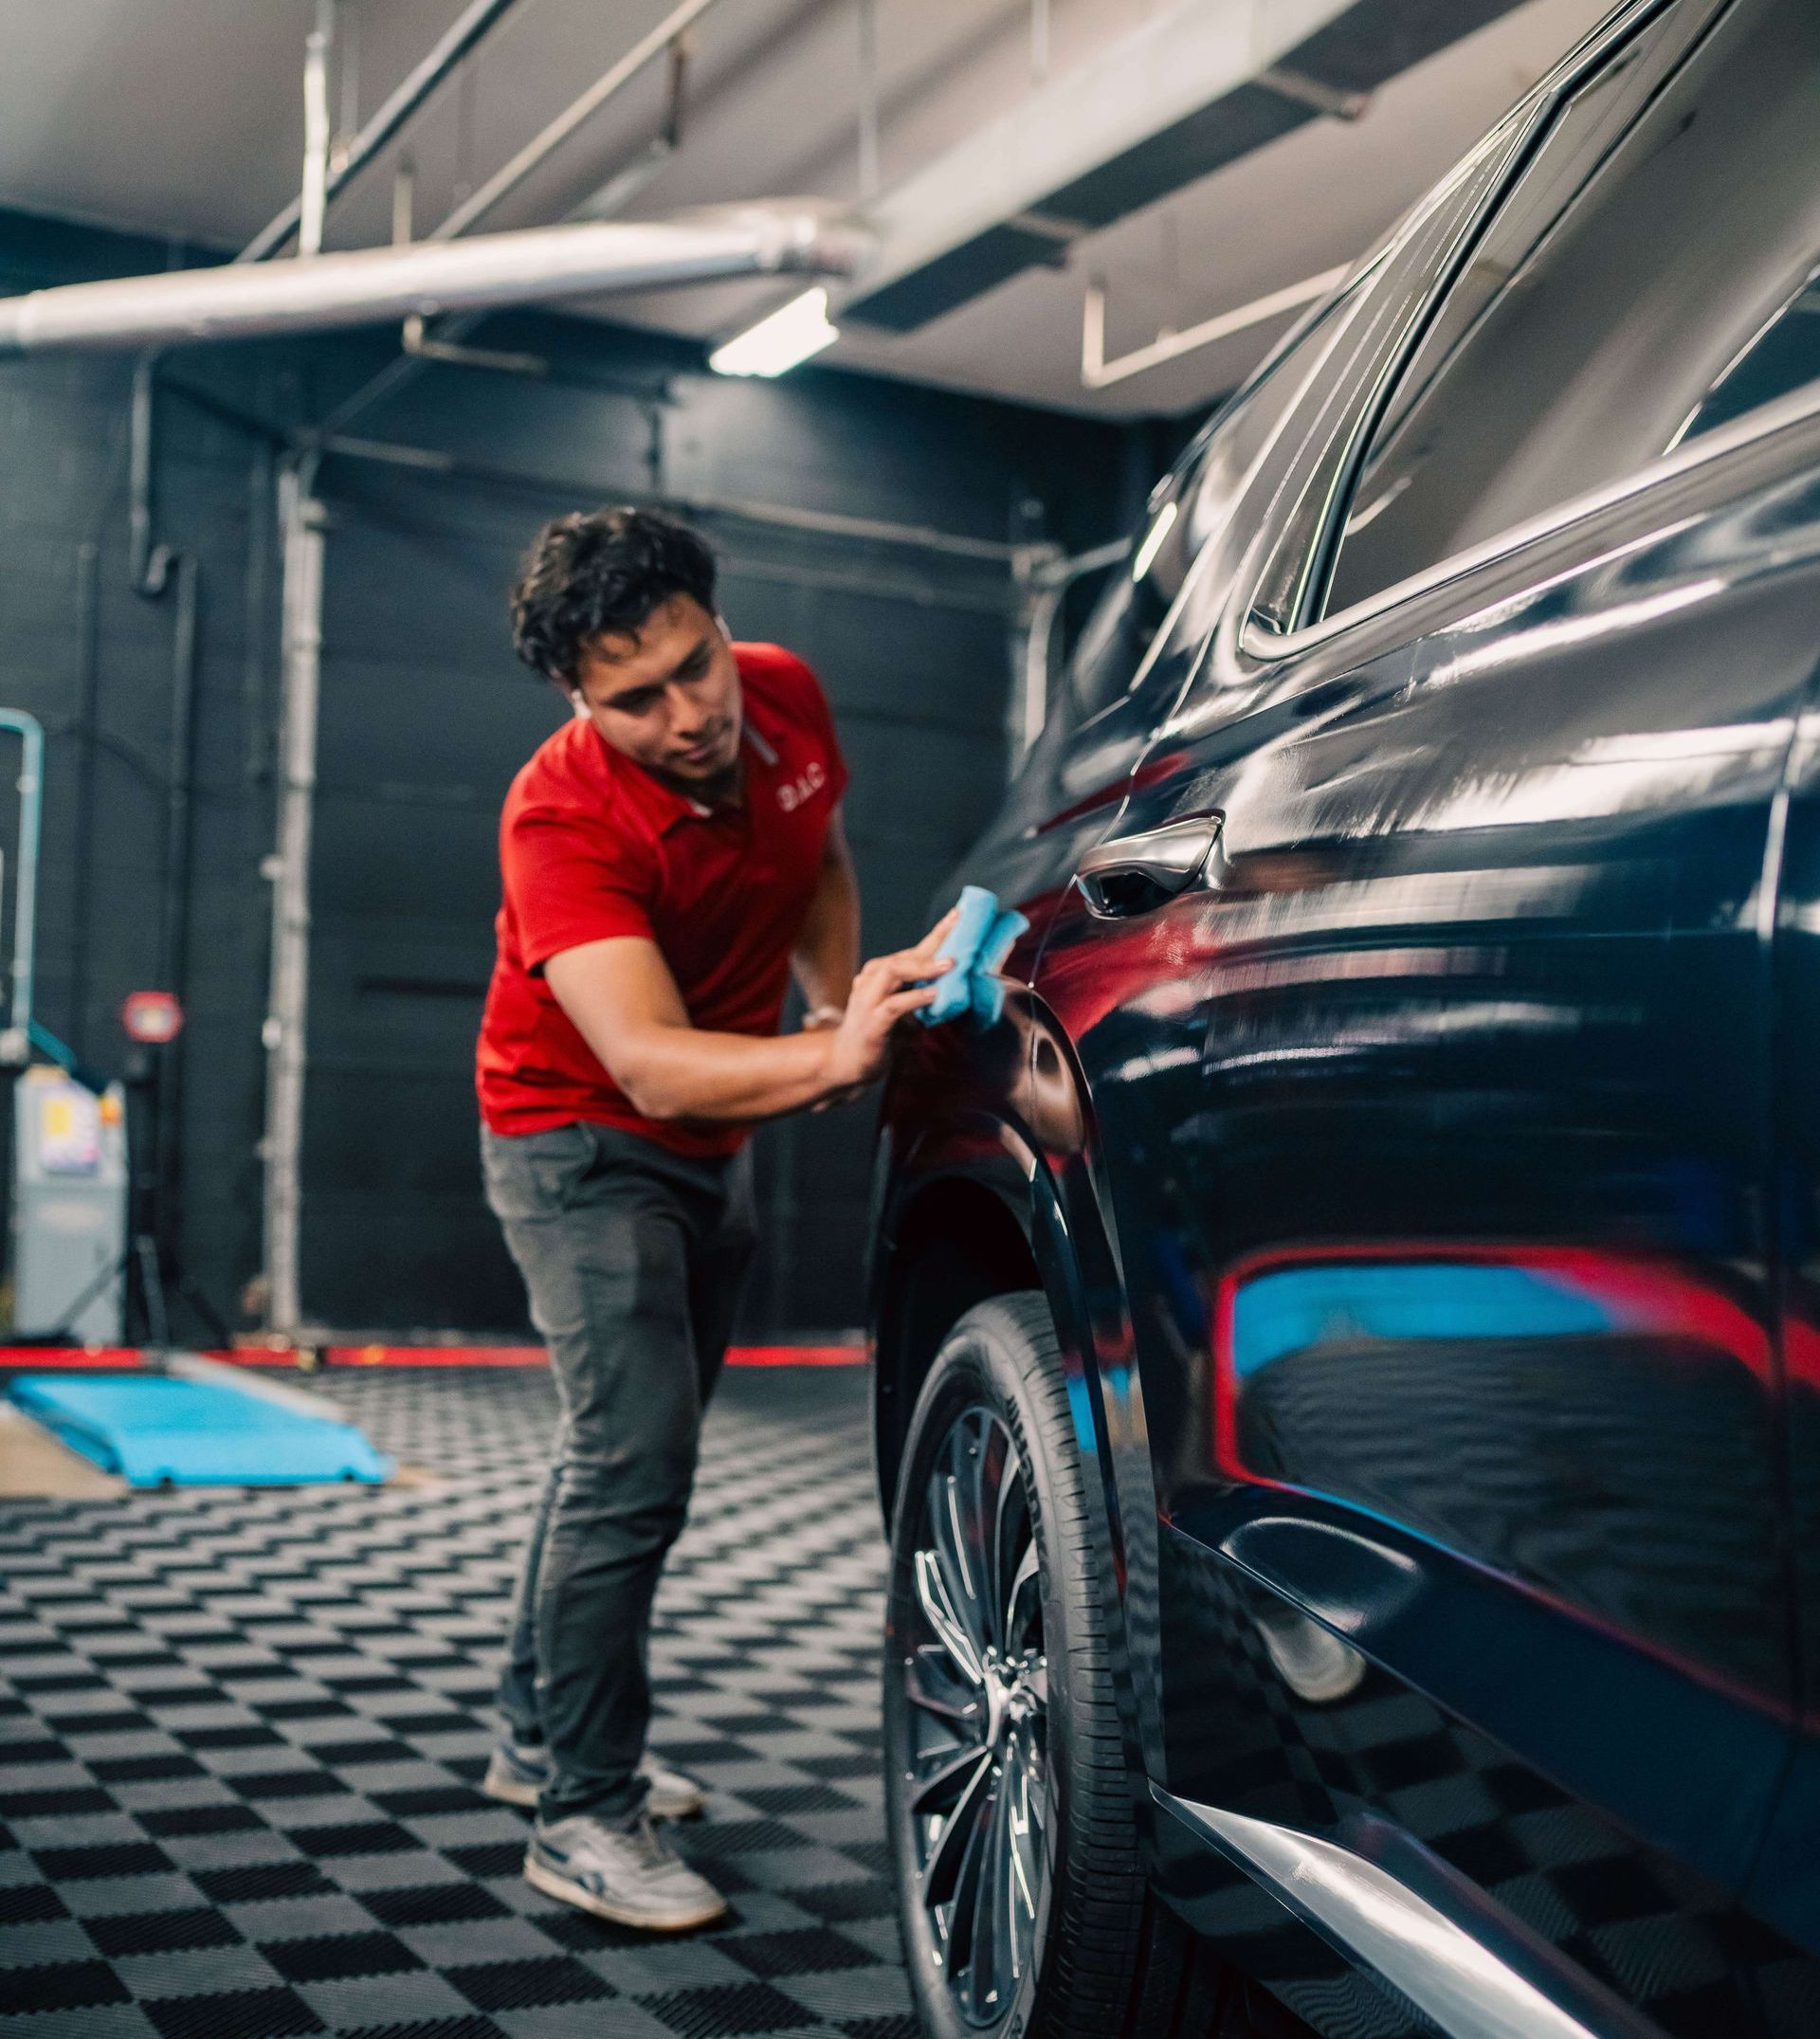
{"left": 897, "top": 1402, "right": 1050, "bottom": 2027}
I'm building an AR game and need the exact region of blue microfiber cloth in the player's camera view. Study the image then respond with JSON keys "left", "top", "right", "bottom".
{"left": 917, "top": 884, "right": 1029, "bottom": 1028}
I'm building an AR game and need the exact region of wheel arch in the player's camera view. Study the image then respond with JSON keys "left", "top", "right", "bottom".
{"left": 871, "top": 1160, "right": 1045, "bottom": 1521}
{"left": 869, "top": 1111, "right": 1119, "bottom": 1519}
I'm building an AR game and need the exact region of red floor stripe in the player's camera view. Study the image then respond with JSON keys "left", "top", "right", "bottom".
{"left": 0, "top": 1342, "right": 865, "bottom": 1372}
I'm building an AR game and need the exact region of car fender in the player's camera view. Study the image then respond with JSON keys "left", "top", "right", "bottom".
{"left": 872, "top": 1000, "right": 1173, "bottom": 1787}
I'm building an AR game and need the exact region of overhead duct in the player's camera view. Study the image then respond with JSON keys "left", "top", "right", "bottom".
{"left": 842, "top": 0, "right": 1533, "bottom": 333}
{"left": 0, "top": 209, "right": 866, "bottom": 356}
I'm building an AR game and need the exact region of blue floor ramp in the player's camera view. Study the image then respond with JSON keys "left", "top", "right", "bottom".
{"left": 7, "top": 1374, "right": 393, "bottom": 1486}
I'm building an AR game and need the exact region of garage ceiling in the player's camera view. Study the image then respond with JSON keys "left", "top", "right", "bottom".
{"left": 0, "top": 0, "right": 1608, "bottom": 418}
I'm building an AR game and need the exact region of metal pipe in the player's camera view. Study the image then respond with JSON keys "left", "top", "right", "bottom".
{"left": 159, "top": 556, "right": 201, "bottom": 1007}
{"left": 300, "top": 1, "right": 335, "bottom": 259}
{"left": 857, "top": 0, "right": 880, "bottom": 200}
{"left": 243, "top": 438, "right": 274, "bottom": 787}
{"left": 434, "top": 0, "right": 723, "bottom": 242}
{"left": 0, "top": 712, "right": 46, "bottom": 1054}
{"left": 569, "top": 28, "right": 691, "bottom": 222}
{"left": 336, "top": 0, "right": 360, "bottom": 155}
{"left": 391, "top": 160, "right": 415, "bottom": 246}
{"left": 69, "top": 543, "right": 100, "bottom": 1052}
{"left": 129, "top": 355, "right": 173, "bottom": 592}
{"left": 0, "top": 210, "right": 867, "bottom": 356}
{"left": 323, "top": 10, "right": 714, "bottom": 435}
{"left": 452, "top": 60, "right": 479, "bottom": 210}
{"left": 123, "top": 353, "right": 206, "bottom": 1308}
{"left": 239, "top": 0, "right": 523, "bottom": 262}
{"left": 1030, "top": 0, "right": 1050, "bottom": 82}
{"left": 155, "top": 555, "right": 201, "bottom": 1258}
{"left": 319, "top": 428, "right": 1020, "bottom": 563}
{"left": 262, "top": 457, "right": 324, "bottom": 1338}
{"left": 1082, "top": 264, "right": 1347, "bottom": 390}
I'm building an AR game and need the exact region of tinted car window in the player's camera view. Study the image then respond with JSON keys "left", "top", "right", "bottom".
{"left": 1320, "top": 0, "right": 1820, "bottom": 622}
{"left": 1065, "top": 294, "right": 1344, "bottom": 723}
{"left": 1066, "top": 475, "right": 1192, "bottom": 723}
{"left": 1678, "top": 258, "right": 1820, "bottom": 446}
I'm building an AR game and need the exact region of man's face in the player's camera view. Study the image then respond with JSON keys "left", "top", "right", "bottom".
{"left": 569, "top": 593, "right": 742, "bottom": 792}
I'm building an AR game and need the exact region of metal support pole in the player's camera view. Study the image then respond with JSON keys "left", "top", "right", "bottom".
{"left": 240, "top": 0, "right": 523, "bottom": 262}
{"left": 857, "top": 0, "right": 880, "bottom": 201}
{"left": 336, "top": 0, "right": 360, "bottom": 163}
{"left": 155, "top": 556, "right": 200, "bottom": 1265}
{"left": 0, "top": 712, "right": 46, "bottom": 1055}
{"left": 391, "top": 160, "right": 415, "bottom": 246}
{"left": 435, "top": 0, "right": 722, "bottom": 241}
{"left": 1008, "top": 538, "right": 1128, "bottom": 764}
{"left": 262, "top": 457, "right": 324, "bottom": 1338}
{"left": 69, "top": 544, "right": 100, "bottom": 1051}
{"left": 130, "top": 355, "right": 173, "bottom": 593}
{"left": 300, "top": 1, "right": 336, "bottom": 259}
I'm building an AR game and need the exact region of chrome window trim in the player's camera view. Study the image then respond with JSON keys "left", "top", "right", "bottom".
{"left": 1240, "top": 367, "right": 1820, "bottom": 668}
{"left": 1235, "top": 0, "right": 1754, "bottom": 668}
{"left": 1249, "top": 100, "right": 1549, "bottom": 635}
{"left": 1069, "top": 260, "right": 1385, "bottom": 733}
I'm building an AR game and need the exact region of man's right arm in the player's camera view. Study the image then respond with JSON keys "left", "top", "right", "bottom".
{"left": 542, "top": 912, "right": 956, "bottom": 1128}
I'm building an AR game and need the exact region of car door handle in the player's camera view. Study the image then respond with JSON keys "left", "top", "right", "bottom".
{"left": 1077, "top": 813, "right": 1224, "bottom": 919}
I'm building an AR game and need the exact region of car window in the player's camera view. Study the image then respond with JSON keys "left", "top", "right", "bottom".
{"left": 1064, "top": 291, "right": 1349, "bottom": 725}
{"left": 1065, "top": 474, "right": 1192, "bottom": 724}
{"left": 1246, "top": 102, "right": 1544, "bottom": 634}
{"left": 1317, "top": 0, "right": 1820, "bottom": 624}
{"left": 1676, "top": 258, "right": 1820, "bottom": 446}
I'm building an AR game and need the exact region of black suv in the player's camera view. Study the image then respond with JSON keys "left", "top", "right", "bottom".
{"left": 867, "top": 2, "right": 1820, "bottom": 2034}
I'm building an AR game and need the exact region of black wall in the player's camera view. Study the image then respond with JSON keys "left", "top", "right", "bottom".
{"left": 0, "top": 205, "right": 1153, "bottom": 1338}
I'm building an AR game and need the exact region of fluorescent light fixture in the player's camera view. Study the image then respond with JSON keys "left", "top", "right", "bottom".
{"left": 709, "top": 286, "right": 839, "bottom": 377}
{"left": 1131, "top": 497, "right": 1178, "bottom": 581}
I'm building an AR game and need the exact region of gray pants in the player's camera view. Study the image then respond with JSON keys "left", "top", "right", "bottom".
{"left": 482, "top": 1120, "right": 756, "bottom": 1825}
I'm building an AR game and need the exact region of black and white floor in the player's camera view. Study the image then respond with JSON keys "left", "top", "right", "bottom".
{"left": 0, "top": 1362, "right": 910, "bottom": 2039}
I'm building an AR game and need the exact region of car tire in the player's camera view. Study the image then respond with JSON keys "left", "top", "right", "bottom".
{"left": 883, "top": 1293, "right": 1233, "bottom": 2039}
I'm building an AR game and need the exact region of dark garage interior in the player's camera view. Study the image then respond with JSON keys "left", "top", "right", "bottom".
{"left": 0, "top": 203, "right": 1148, "bottom": 1341}
{"left": 11, "top": 1, "right": 1820, "bottom": 2036}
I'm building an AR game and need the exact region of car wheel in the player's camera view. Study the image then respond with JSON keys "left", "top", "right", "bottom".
{"left": 883, "top": 1293, "right": 1231, "bottom": 2039}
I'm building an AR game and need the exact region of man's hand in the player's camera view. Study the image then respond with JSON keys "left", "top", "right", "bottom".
{"left": 819, "top": 909, "right": 959, "bottom": 1093}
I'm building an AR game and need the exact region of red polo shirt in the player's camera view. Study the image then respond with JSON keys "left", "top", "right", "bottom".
{"left": 476, "top": 642, "right": 847, "bottom": 1156}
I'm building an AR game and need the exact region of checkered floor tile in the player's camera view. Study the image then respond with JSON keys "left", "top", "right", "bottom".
{"left": 0, "top": 1363, "right": 911, "bottom": 2039}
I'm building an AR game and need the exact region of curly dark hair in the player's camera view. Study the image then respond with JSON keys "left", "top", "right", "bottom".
{"left": 509, "top": 507, "right": 718, "bottom": 683}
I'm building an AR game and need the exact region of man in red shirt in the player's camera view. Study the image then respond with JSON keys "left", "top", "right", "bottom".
{"left": 474, "top": 508, "right": 951, "bottom": 1932}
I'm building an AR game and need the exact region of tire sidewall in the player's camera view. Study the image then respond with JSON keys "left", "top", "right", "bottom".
{"left": 883, "top": 1299, "right": 1101, "bottom": 2039}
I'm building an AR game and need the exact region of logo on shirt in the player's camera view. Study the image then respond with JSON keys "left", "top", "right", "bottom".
{"left": 777, "top": 759, "right": 828, "bottom": 813}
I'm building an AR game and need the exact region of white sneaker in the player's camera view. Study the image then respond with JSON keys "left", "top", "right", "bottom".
{"left": 482, "top": 1739, "right": 705, "bottom": 1820}
{"left": 524, "top": 1811, "right": 727, "bottom": 1932}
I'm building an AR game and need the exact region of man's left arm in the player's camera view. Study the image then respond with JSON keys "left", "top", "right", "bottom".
{"left": 793, "top": 806, "right": 861, "bottom": 1029}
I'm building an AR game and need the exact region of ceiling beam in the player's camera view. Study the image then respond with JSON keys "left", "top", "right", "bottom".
{"left": 840, "top": 0, "right": 1529, "bottom": 333}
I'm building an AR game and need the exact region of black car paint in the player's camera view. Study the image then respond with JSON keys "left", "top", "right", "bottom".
{"left": 870, "top": 2, "right": 1820, "bottom": 2034}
